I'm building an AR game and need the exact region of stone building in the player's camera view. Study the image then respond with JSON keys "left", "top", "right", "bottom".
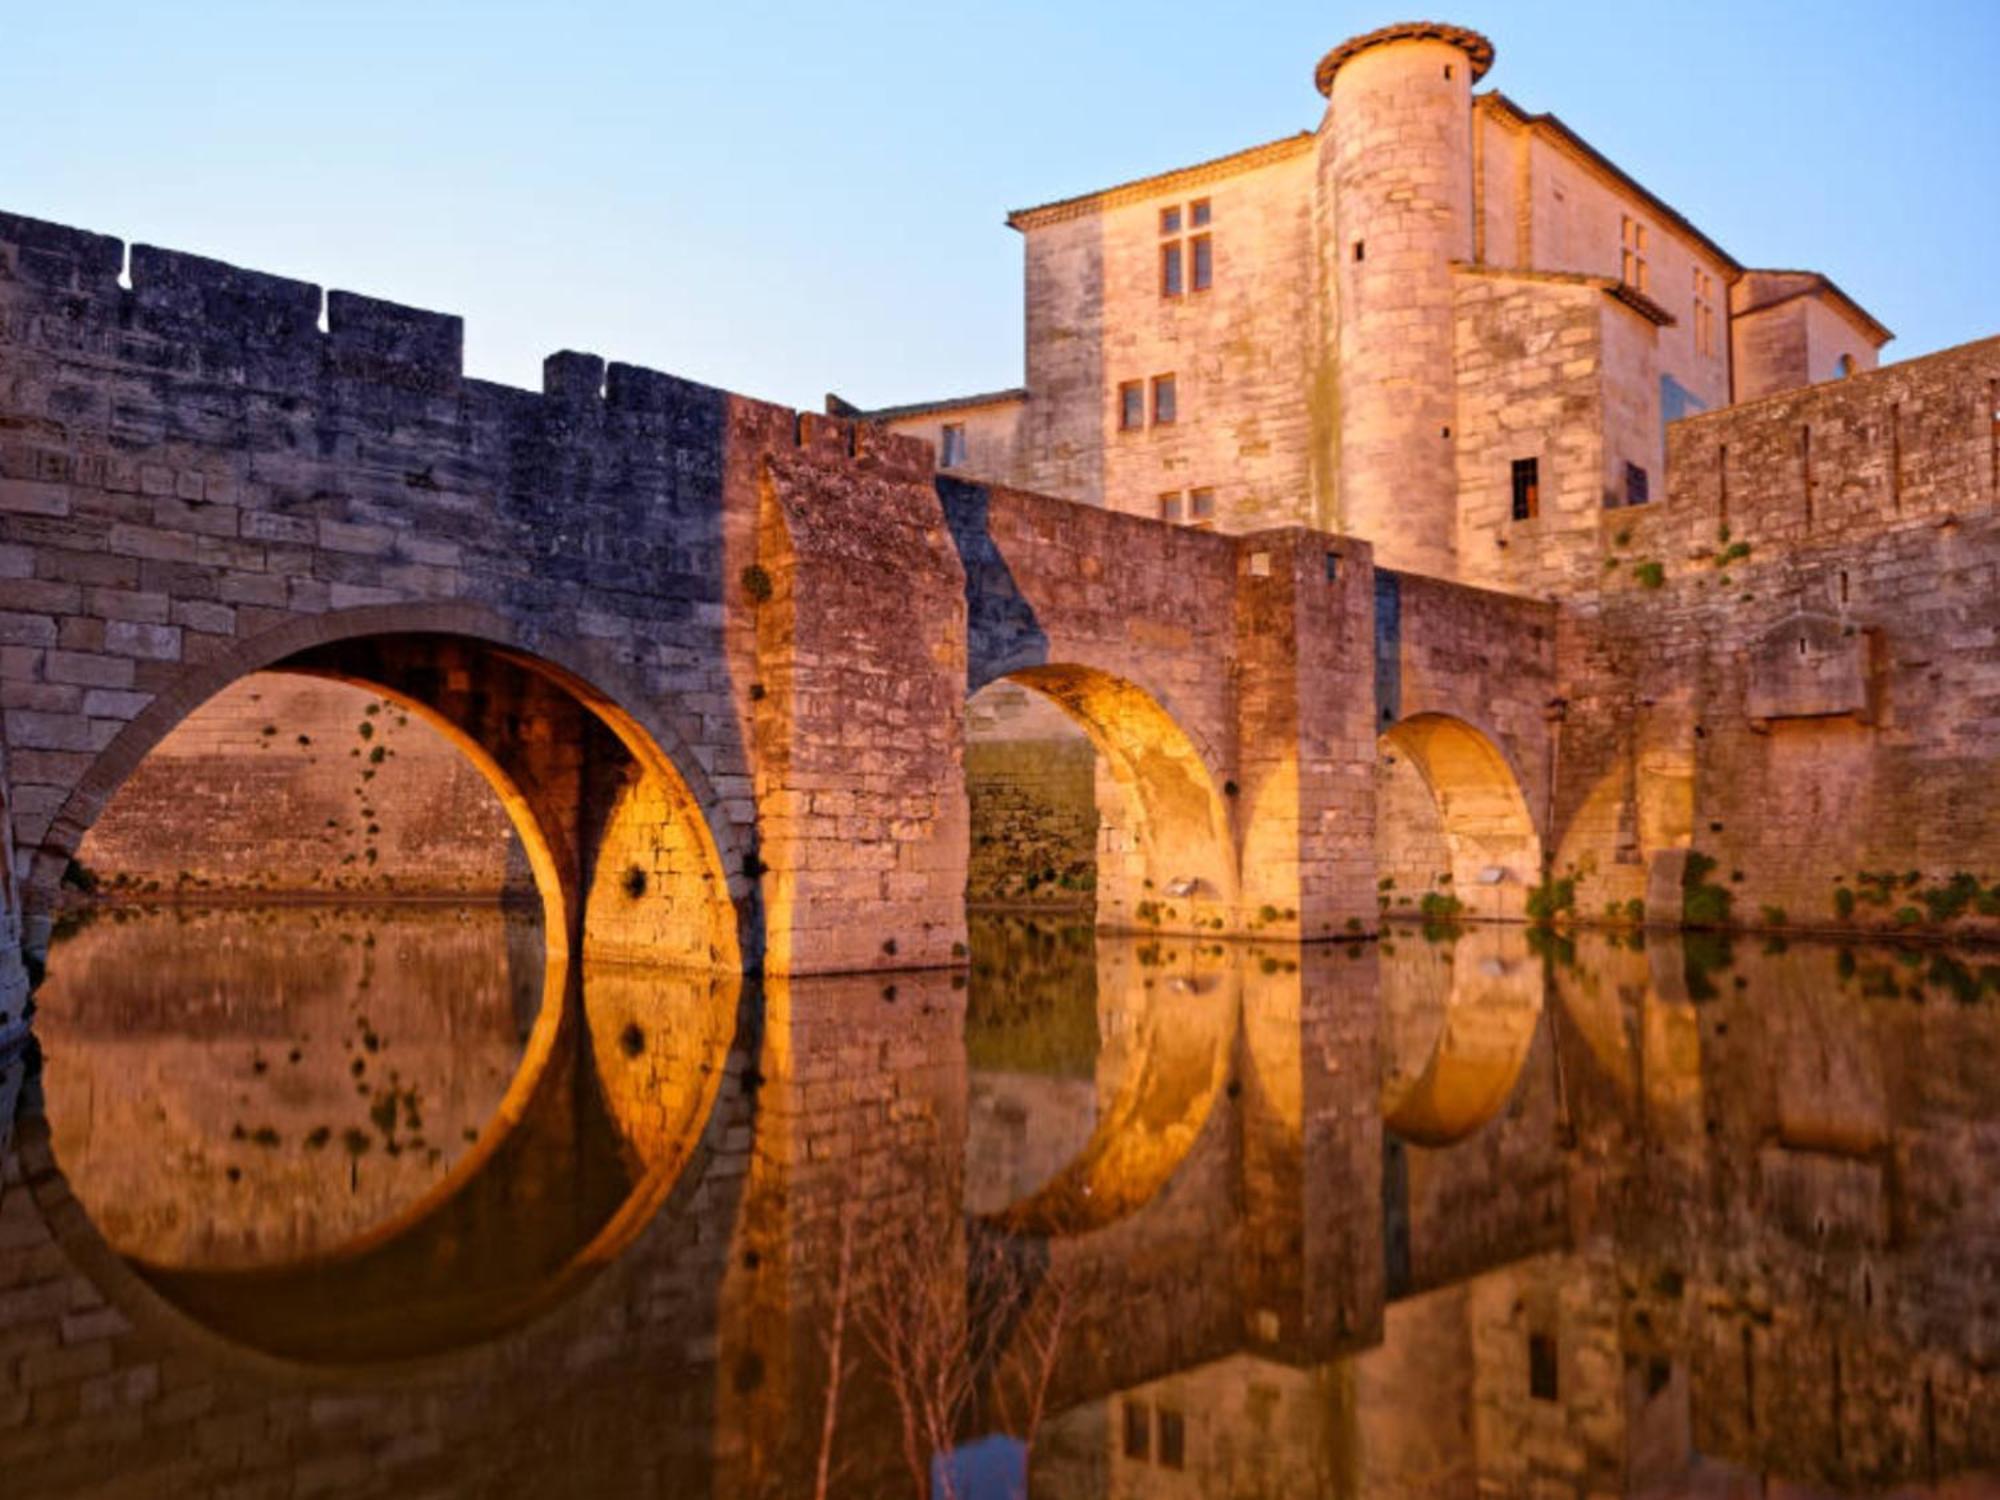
{"left": 838, "top": 21, "right": 1892, "bottom": 595}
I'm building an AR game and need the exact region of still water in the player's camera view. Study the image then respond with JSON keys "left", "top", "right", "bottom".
{"left": 4, "top": 906, "right": 1996, "bottom": 1497}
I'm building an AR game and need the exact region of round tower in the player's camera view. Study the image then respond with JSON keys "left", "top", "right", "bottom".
{"left": 1317, "top": 22, "right": 1492, "bottom": 579}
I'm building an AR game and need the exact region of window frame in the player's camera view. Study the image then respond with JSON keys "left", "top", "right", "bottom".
{"left": 1118, "top": 381, "right": 1145, "bottom": 432}
{"left": 1158, "top": 490, "right": 1185, "bottom": 523}
{"left": 1510, "top": 456, "right": 1540, "bottom": 521}
{"left": 1161, "top": 240, "right": 1184, "bottom": 298}
{"left": 1151, "top": 373, "right": 1177, "bottom": 427}
{"left": 939, "top": 422, "right": 967, "bottom": 470}
{"left": 1157, "top": 1407, "right": 1187, "bottom": 1470}
{"left": 1189, "top": 486, "right": 1215, "bottom": 523}
{"left": 1190, "top": 233, "right": 1212, "bottom": 292}
{"left": 1122, "top": 1399, "right": 1152, "bottom": 1461}
{"left": 1625, "top": 460, "right": 1650, "bottom": 507}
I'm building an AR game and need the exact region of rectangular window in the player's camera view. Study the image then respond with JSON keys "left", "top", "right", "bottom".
{"left": 1152, "top": 374, "right": 1176, "bottom": 426}
{"left": 1158, "top": 491, "right": 1184, "bottom": 522}
{"left": 1529, "top": 1333, "right": 1560, "bottom": 1401}
{"left": 1626, "top": 461, "right": 1650, "bottom": 507}
{"left": 1620, "top": 215, "right": 1648, "bottom": 293}
{"left": 940, "top": 423, "right": 967, "bottom": 469}
{"left": 1161, "top": 241, "right": 1184, "bottom": 297}
{"left": 1189, "top": 198, "right": 1210, "bottom": 228}
{"left": 1159, "top": 206, "right": 1181, "bottom": 236}
{"left": 1189, "top": 487, "right": 1215, "bottom": 521}
{"left": 1157, "top": 1408, "right": 1186, "bottom": 1470}
{"left": 1122, "top": 1400, "right": 1151, "bottom": 1460}
{"left": 1511, "top": 457, "right": 1539, "bottom": 520}
{"left": 1692, "top": 267, "right": 1716, "bottom": 357}
{"left": 1191, "top": 234, "right": 1212, "bottom": 291}
{"left": 1119, "top": 381, "right": 1144, "bottom": 432}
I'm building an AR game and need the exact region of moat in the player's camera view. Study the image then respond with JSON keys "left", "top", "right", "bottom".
{"left": 5, "top": 904, "right": 1993, "bottom": 1496}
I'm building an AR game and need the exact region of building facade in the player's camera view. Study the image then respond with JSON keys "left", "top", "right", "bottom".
{"left": 841, "top": 21, "right": 1891, "bottom": 594}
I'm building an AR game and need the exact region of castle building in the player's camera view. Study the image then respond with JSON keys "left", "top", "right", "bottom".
{"left": 835, "top": 21, "right": 1891, "bottom": 593}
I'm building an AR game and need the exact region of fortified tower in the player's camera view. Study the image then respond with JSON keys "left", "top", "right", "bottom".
{"left": 1318, "top": 22, "right": 1491, "bottom": 579}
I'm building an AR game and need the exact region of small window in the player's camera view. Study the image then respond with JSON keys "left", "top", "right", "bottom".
{"left": 1158, "top": 491, "right": 1184, "bottom": 523}
{"left": 1692, "top": 268, "right": 1717, "bottom": 357}
{"left": 1152, "top": 374, "right": 1176, "bottom": 426}
{"left": 1122, "top": 1400, "right": 1151, "bottom": 1460}
{"left": 1191, "top": 234, "right": 1212, "bottom": 291}
{"left": 1159, "top": 207, "right": 1181, "bottom": 236}
{"left": 1620, "top": 216, "right": 1648, "bottom": 293}
{"left": 1161, "top": 241, "right": 1184, "bottom": 297}
{"left": 1529, "top": 1333, "right": 1559, "bottom": 1401}
{"left": 1189, "top": 199, "right": 1211, "bottom": 228}
{"left": 1511, "top": 457, "right": 1540, "bottom": 521}
{"left": 1118, "top": 382, "right": 1144, "bottom": 432}
{"left": 1157, "top": 1408, "right": 1186, "bottom": 1470}
{"left": 1835, "top": 353, "right": 1856, "bottom": 378}
{"left": 1189, "top": 487, "right": 1215, "bottom": 522}
{"left": 1353, "top": 240, "right": 1365, "bottom": 263}
{"left": 940, "top": 423, "right": 967, "bottom": 469}
{"left": 1625, "top": 461, "right": 1650, "bottom": 507}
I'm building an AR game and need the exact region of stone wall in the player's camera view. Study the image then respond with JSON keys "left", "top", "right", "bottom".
{"left": 1553, "top": 335, "right": 2000, "bottom": 936}
{"left": 74, "top": 674, "right": 528, "bottom": 898}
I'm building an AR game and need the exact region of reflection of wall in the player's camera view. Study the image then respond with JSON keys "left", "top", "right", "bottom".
{"left": 77, "top": 674, "right": 530, "bottom": 899}
{"left": 1036, "top": 1354, "right": 1341, "bottom": 1500}
{"left": 966, "top": 1073, "right": 1097, "bottom": 1215}
{"left": 36, "top": 904, "right": 538, "bottom": 1266}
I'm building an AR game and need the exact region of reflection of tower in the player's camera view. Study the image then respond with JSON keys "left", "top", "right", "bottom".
{"left": 1319, "top": 23, "right": 1492, "bottom": 578}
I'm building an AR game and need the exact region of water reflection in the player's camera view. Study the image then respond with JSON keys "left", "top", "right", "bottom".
{"left": 39, "top": 904, "right": 544, "bottom": 1268}
{"left": 1, "top": 911, "right": 1993, "bottom": 1495}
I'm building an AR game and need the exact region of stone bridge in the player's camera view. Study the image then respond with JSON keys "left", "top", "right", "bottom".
{"left": 0, "top": 208, "right": 1553, "bottom": 1005}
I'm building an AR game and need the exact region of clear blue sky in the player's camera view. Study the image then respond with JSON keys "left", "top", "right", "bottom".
{"left": 5, "top": 2, "right": 1994, "bottom": 412}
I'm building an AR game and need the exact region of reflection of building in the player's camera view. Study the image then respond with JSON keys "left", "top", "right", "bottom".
{"left": 844, "top": 22, "right": 1886, "bottom": 594}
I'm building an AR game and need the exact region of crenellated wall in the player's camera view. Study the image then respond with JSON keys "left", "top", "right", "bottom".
{"left": 1551, "top": 335, "right": 2000, "bottom": 937}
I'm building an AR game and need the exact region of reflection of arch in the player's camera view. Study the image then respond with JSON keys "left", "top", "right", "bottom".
{"left": 989, "top": 664, "right": 1237, "bottom": 932}
{"left": 25, "top": 606, "right": 745, "bottom": 1361}
{"left": 1381, "top": 929, "right": 1542, "bottom": 1146}
{"left": 24, "top": 954, "right": 739, "bottom": 1363}
{"left": 980, "top": 933, "right": 1234, "bottom": 1236}
{"left": 1378, "top": 713, "right": 1540, "bottom": 922}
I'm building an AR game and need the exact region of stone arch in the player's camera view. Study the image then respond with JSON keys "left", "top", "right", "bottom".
{"left": 23, "top": 602, "right": 745, "bottom": 970}
{"left": 1376, "top": 712, "right": 1541, "bottom": 923}
{"left": 21, "top": 604, "right": 748, "bottom": 1362}
{"left": 977, "top": 663, "right": 1237, "bottom": 934}
{"left": 1380, "top": 928, "right": 1543, "bottom": 1146}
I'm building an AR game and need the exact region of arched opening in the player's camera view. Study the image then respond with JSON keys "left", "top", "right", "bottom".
{"left": 1375, "top": 714, "right": 1540, "bottom": 924}
{"left": 24, "top": 627, "right": 740, "bottom": 1363}
{"left": 964, "top": 665, "right": 1235, "bottom": 934}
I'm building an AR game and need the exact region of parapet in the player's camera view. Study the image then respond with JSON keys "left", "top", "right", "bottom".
{"left": 0, "top": 208, "right": 936, "bottom": 486}
{"left": 1314, "top": 21, "right": 1494, "bottom": 95}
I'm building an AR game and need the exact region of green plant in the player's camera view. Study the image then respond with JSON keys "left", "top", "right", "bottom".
{"left": 1682, "top": 852, "right": 1732, "bottom": 927}
{"left": 1893, "top": 905, "right": 1924, "bottom": 928}
{"left": 1526, "top": 875, "right": 1576, "bottom": 925}
{"left": 1834, "top": 886, "right": 1857, "bottom": 920}
{"left": 1418, "top": 891, "right": 1464, "bottom": 920}
{"left": 1759, "top": 904, "right": 1787, "bottom": 927}
{"left": 1632, "top": 560, "right": 1666, "bottom": 589}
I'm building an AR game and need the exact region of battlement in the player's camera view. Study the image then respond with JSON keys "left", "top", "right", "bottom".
{"left": 0, "top": 209, "right": 935, "bottom": 482}
{"left": 1627, "top": 335, "right": 2000, "bottom": 565}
